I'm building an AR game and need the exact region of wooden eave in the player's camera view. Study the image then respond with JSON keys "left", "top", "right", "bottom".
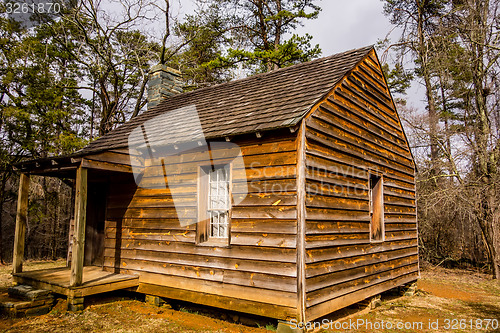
{"left": 15, "top": 149, "right": 141, "bottom": 177}
{"left": 15, "top": 155, "right": 81, "bottom": 177}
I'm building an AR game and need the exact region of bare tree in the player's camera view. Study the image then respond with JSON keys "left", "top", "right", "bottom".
{"left": 451, "top": 0, "right": 500, "bottom": 278}
{"left": 49, "top": 0, "right": 163, "bottom": 135}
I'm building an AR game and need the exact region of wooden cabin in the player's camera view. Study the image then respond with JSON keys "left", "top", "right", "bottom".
{"left": 13, "top": 46, "right": 418, "bottom": 323}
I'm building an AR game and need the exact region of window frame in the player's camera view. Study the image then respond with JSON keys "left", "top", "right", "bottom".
{"left": 196, "top": 162, "right": 232, "bottom": 247}
{"left": 368, "top": 171, "right": 385, "bottom": 243}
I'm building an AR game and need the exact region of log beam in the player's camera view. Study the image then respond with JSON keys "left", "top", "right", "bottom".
{"left": 12, "top": 173, "right": 30, "bottom": 274}
{"left": 70, "top": 167, "right": 88, "bottom": 287}
{"left": 296, "top": 120, "right": 306, "bottom": 322}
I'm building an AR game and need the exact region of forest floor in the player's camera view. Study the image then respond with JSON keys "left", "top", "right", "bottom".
{"left": 0, "top": 260, "right": 499, "bottom": 333}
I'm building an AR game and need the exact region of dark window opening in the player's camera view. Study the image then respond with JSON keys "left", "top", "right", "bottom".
{"left": 369, "top": 174, "right": 384, "bottom": 242}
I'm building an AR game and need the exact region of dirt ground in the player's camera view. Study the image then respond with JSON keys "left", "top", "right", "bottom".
{"left": 0, "top": 261, "right": 499, "bottom": 333}
{"left": 315, "top": 263, "right": 500, "bottom": 333}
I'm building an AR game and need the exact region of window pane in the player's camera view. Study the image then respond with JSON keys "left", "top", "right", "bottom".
{"left": 211, "top": 212, "right": 219, "bottom": 237}
{"left": 207, "top": 166, "right": 230, "bottom": 239}
{"left": 208, "top": 167, "right": 229, "bottom": 210}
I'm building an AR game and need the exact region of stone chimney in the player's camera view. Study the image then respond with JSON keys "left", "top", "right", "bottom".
{"left": 147, "top": 64, "right": 183, "bottom": 109}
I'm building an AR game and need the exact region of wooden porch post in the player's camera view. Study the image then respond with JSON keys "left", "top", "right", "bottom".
{"left": 70, "top": 166, "right": 87, "bottom": 287}
{"left": 12, "top": 173, "right": 30, "bottom": 274}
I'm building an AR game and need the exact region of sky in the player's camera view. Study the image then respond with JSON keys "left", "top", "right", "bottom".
{"left": 81, "top": 0, "right": 419, "bottom": 104}
{"left": 295, "top": 1, "right": 393, "bottom": 56}
{"left": 174, "top": 0, "right": 394, "bottom": 55}
{"left": 171, "top": 0, "right": 425, "bottom": 109}
{"left": 294, "top": 1, "right": 425, "bottom": 109}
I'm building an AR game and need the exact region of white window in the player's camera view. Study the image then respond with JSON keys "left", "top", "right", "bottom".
{"left": 197, "top": 164, "right": 231, "bottom": 244}
{"left": 207, "top": 166, "right": 230, "bottom": 238}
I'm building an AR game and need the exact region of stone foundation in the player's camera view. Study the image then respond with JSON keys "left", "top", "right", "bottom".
{"left": 0, "top": 285, "right": 54, "bottom": 317}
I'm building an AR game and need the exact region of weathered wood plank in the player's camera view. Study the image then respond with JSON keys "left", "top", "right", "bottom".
{"left": 307, "top": 116, "right": 412, "bottom": 167}
{"left": 296, "top": 120, "right": 307, "bottom": 323}
{"left": 231, "top": 219, "right": 297, "bottom": 234}
{"left": 305, "top": 128, "right": 414, "bottom": 178}
{"left": 105, "top": 228, "right": 297, "bottom": 249}
{"left": 12, "top": 173, "right": 30, "bottom": 274}
{"left": 103, "top": 250, "right": 297, "bottom": 277}
{"left": 136, "top": 283, "right": 296, "bottom": 320}
{"left": 351, "top": 69, "right": 391, "bottom": 103}
{"left": 238, "top": 178, "right": 297, "bottom": 194}
{"left": 70, "top": 167, "right": 87, "bottom": 287}
{"left": 323, "top": 99, "right": 408, "bottom": 150}
{"left": 305, "top": 247, "right": 418, "bottom": 278}
{"left": 144, "top": 151, "right": 296, "bottom": 177}
{"left": 306, "top": 152, "right": 369, "bottom": 181}
{"left": 306, "top": 207, "right": 371, "bottom": 222}
{"left": 305, "top": 233, "right": 369, "bottom": 249}
{"left": 344, "top": 77, "right": 399, "bottom": 123}
{"left": 107, "top": 195, "right": 196, "bottom": 209}
{"left": 231, "top": 232, "right": 296, "bottom": 248}
{"left": 145, "top": 138, "right": 296, "bottom": 168}
{"left": 306, "top": 263, "right": 418, "bottom": 307}
{"left": 304, "top": 271, "right": 418, "bottom": 321}
{"left": 107, "top": 207, "right": 196, "bottom": 220}
{"left": 233, "top": 193, "right": 297, "bottom": 206}
{"left": 106, "top": 227, "right": 196, "bottom": 243}
{"left": 223, "top": 270, "right": 297, "bottom": 293}
{"left": 356, "top": 62, "right": 388, "bottom": 93}
{"left": 231, "top": 206, "right": 297, "bottom": 219}
{"left": 305, "top": 239, "right": 417, "bottom": 264}
{"left": 103, "top": 239, "right": 298, "bottom": 264}
{"left": 305, "top": 143, "right": 415, "bottom": 187}
{"left": 233, "top": 165, "right": 297, "bottom": 181}
{"left": 305, "top": 180, "right": 368, "bottom": 201}
{"left": 312, "top": 105, "right": 410, "bottom": 159}
{"left": 306, "top": 194, "right": 368, "bottom": 211}
{"left": 135, "top": 271, "right": 297, "bottom": 307}
{"left": 337, "top": 86, "right": 402, "bottom": 133}
{"left": 13, "top": 266, "right": 139, "bottom": 297}
{"left": 306, "top": 255, "right": 418, "bottom": 293}
{"left": 305, "top": 221, "right": 368, "bottom": 235}
{"left": 106, "top": 219, "right": 196, "bottom": 231}
{"left": 81, "top": 159, "right": 133, "bottom": 173}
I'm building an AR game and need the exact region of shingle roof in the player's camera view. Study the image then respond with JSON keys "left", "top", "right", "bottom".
{"left": 79, "top": 45, "right": 373, "bottom": 155}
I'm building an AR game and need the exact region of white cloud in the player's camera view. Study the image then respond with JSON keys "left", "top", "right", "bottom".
{"left": 296, "top": 1, "right": 392, "bottom": 55}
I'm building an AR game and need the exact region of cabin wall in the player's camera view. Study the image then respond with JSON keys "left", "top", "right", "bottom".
{"left": 303, "top": 50, "right": 419, "bottom": 321}
{"left": 103, "top": 133, "right": 299, "bottom": 319}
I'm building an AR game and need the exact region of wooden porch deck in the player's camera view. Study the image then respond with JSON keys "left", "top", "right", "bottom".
{"left": 13, "top": 266, "right": 139, "bottom": 297}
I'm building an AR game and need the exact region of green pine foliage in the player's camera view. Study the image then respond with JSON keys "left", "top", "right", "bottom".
{"left": 173, "top": 0, "right": 322, "bottom": 89}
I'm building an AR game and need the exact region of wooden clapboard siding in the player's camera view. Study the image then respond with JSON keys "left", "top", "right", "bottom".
{"left": 135, "top": 283, "right": 296, "bottom": 319}
{"left": 302, "top": 49, "right": 418, "bottom": 321}
{"left": 103, "top": 135, "right": 299, "bottom": 317}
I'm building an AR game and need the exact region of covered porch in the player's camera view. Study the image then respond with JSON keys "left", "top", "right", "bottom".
{"left": 12, "top": 266, "right": 139, "bottom": 307}
{"left": 12, "top": 150, "right": 142, "bottom": 311}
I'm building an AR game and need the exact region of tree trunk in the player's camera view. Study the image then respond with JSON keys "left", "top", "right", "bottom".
{"left": 469, "top": 0, "right": 499, "bottom": 278}
{"left": 477, "top": 194, "right": 500, "bottom": 278}
{"left": 417, "top": 0, "right": 440, "bottom": 179}
{"left": 0, "top": 176, "right": 6, "bottom": 264}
